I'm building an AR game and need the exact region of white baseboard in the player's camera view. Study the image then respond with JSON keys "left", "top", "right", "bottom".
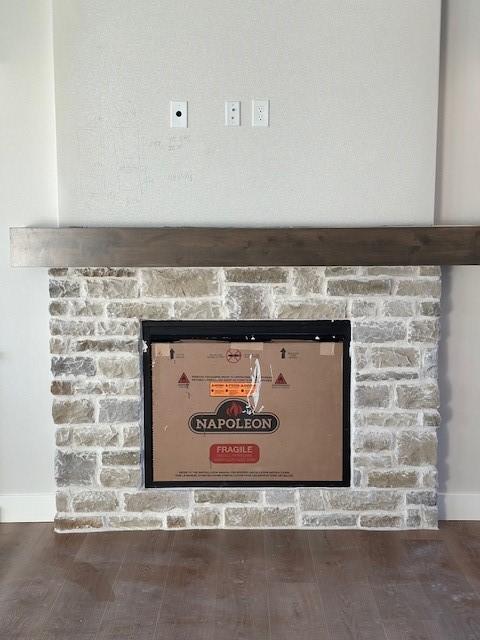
{"left": 0, "top": 493, "right": 55, "bottom": 522}
{"left": 438, "top": 492, "right": 480, "bottom": 520}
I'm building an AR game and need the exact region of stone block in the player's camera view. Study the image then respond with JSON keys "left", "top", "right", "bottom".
{"left": 371, "top": 347, "right": 419, "bottom": 368}
{"left": 50, "top": 319, "right": 96, "bottom": 336}
{"left": 353, "top": 321, "right": 407, "bottom": 343}
{"left": 225, "top": 268, "right": 288, "bottom": 283}
{"left": 408, "top": 320, "right": 440, "bottom": 343}
{"left": 367, "top": 470, "right": 418, "bottom": 488}
{"left": 350, "top": 300, "right": 377, "bottom": 318}
{"left": 74, "top": 338, "right": 138, "bottom": 353}
{"left": 330, "top": 490, "right": 403, "bottom": 511}
{"left": 85, "top": 278, "right": 139, "bottom": 298}
{"left": 141, "top": 268, "right": 219, "bottom": 297}
{"left": 226, "top": 285, "right": 272, "bottom": 319}
{"left": 325, "top": 266, "right": 359, "bottom": 276}
{"left": 353, "top": 453, "right": 393, "bottom": 469}
{"left": 419, "top": 266, "right": 441, "bottom": 276}
{"left": 292, "top": 268, "right": 325, "bottom": 295}
{"left": 422, "top": 468, "right": 437, "bottom": 488}
{"left": 96, "top": 320, "right": 139, "bottom": 336}
{"left": 166, "top": 515, "right": 187, "bottom": 528}
{"left": 55, "top": 516, "right": 103, "bottom": 531}
{"left": 51, "top": 380, "right": 74, "bottom": 395}
{"left": 397, "top": 431, "right": 437, "bottom": 465}
{"left": 327, "top": 279, "right": 391, "bottom": 296}
{"left": 406, "top": 491, "right": 436, "bottom": 506}
{"left": 100, "top": 467, "right": 141, "bottom": 488}
{"left": 395, "top": 280, "right": 441, "bottom": 297}
{"left": 50, "top": 337, "right": 70, "bottom": 354}
{"left": 265, "top": 489, "right": 296, "bottom": 505}
{"left": 124, "top": 491, "right": 190, "bottom": 512}
{"left": 173, "top": 300, "right": 222, "bottom": 319}
{"left": 72, "top": 490, "right": 118, "bottom": 512}
{"left": 277, "top": 300, "right": 346, "bottom": 320}
{"left": 298, "top": 490, "right": 327, "bottom": 511}
{"left": 106, "top": 301, "right": 171, "bottom": 320}
{"left": 51, "top": 356, "right": 96, "bottom": 377}
{"left": 55, "top": 450, "right": 97, "bottom": 486}
{"left": 52, "top": 399, "right": 95, "bottom": 424}
{"left": 382, "top": 299, "right": 415, "bottom": 317}
{"left": 55, "top": 427, "right": 72, "bottom": 446}
{"left": 73, "top": 268, "right": 136, "bottom": 278}
{"left": 108, "top": 516, "right": 163, "bottom": 529}
{"left": 72, "top": 426, "right": 119, "bottom": 447}
{"left": 49, "top": 280, "right": 81, "bottom": 298}
{"left": 353, "top": 346, "right": 369, "bottom": 370}
{"left": 396, "top": 384, "right": 439, "bottom": 410}
{"left": 97, "top": 356, "right": 140, "bottom": 379}
{"left": 354, "top": 431, "right": 393, "bottom": 452}
{"left": 71, "top": 379, "right": 140, "bottom": 396}
{"left": 355, "top": 385, "right": 390, "bottom": 408}
{"left": 102, "top": 450, "right": 140, "bottom": 465}
{"left": 191, "top": 508, "right": 221, "bottom": 527}
{"left": 356, "top": 371, "right": 418, "bottom": 382}
{"left": 354, "top": 411, "right": 419, "bottom": 428}
{"left": 195, "top": 490, "right": 260, "bottom": 504}
{"left": 359, "top": 515, "right": 402, "bottom": 528}
{"left": 123, "top": 425, "right": 141, "bottom": 447}
{"left": 56, "top": 491, "right": 69, "bottom": 512}
{"left": 365, "top": 266, "right": 417, "bottom": 276}
{"left": 418, "top": 301, "right": 440, "bottom": 316}
{"left": 302, "top": 513, "right": 357, "bottom": 527}
{"left": 224, "top": 507, "right": 296, "bottom": 527}
{"left": 98, "top": 399, "right": 140, "bottom": 423}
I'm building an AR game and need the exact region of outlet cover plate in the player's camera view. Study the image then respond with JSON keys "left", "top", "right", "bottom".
{"left": 170, "top": 101, "right": 188, "bottom": 128}
{"left": 252, "top": 99, "right": 269, "bottom": 127}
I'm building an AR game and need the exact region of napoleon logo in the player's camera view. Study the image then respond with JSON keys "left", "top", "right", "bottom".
{"left": 189, "top": 399, "right": 279, "bottom": 434}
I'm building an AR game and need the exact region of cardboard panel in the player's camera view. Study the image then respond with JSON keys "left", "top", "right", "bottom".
{"left": 151, "top": 340, "right": 344, "bottom": 484}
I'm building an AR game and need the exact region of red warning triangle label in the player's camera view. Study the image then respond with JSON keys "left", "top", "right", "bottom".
{"left": 274, "top": 373, "right": 288, "bottom": 385}
{"left": 178, "top": 372, "right": 190, "bottom": 385}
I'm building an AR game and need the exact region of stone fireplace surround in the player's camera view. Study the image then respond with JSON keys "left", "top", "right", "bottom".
{"left": 50, "top": 265, "right": 441, "bottom": 532}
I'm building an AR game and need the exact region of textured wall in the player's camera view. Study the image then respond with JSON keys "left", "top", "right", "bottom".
{"left": 52, "top": 0, "right": 440, "bottom": 226}
{"left": 0, "top": 0, "right": 57, "bottom": 517}
{"left": 435, "top": 0, "right": 480, "bottom": 517}
{"left": 49, "top": 266, "right": 441, "bottom": 531}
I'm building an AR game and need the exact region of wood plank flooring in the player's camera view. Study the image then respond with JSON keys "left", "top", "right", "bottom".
{"left": 0, "top": 522, "right": 479, "bottom": 640}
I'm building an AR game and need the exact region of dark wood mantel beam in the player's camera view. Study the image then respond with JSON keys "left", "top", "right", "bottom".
{"left": 9, "top": 225, "right": 480, "bottom": 267}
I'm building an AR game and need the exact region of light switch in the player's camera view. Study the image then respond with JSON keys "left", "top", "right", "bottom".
{"left": 252, "top": 100, "right": 269, "bottom": 127}
{"left": 225, "top": 101, "right": 240, "bottom": 126}
{"left": 170, "top": 101, "right": 188, "bottom": 128}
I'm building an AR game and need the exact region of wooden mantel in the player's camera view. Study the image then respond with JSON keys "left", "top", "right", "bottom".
{"left": 9, "top": 225, "right": 480, "bottom": 267}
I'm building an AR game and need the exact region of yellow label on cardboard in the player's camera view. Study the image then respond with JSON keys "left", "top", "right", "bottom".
{"left": 210, "top": 381, "right": 257, "bottom": 397}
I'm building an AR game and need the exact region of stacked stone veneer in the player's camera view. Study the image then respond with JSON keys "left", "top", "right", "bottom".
{"left": 49, "top": 266, "right": 441, "bottom": 532}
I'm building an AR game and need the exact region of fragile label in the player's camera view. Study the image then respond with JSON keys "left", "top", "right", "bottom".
{"left": 210, "top": 381, "right": 257, "bottom": 397}
{"left": 210, "top": 443, "right": 260, "bottom": 464}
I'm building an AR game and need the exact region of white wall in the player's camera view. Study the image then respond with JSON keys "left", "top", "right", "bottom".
{"left": 0, "top": 0, "right": 58, "bottom": 520}
{"left": 52, "top": 0, "right": 441, "bottom": 227}
{"left": 436, "top": 0, "right": 480, "bottom": 519}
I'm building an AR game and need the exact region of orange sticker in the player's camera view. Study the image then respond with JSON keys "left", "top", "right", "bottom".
{"left": 210, "top": 381, "right": 257, "bottom": 397}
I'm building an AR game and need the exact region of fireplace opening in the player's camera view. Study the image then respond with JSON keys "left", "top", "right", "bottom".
{"left": 142, "top": 320, "right": 351, "bottom": 488}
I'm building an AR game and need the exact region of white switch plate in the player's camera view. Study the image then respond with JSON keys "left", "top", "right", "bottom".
{"left": 252, "top": 99, "right": 269, "bottom": 127}
{"left": 170, "top": 101, "right": 188, "bottom": 128}
{"left": 225, "top": 101, "right": 240, "bottom": 126}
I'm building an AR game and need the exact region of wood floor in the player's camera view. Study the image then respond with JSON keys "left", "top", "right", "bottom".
{"left": 0, "top": 523, "right": 479, "bottom": 640}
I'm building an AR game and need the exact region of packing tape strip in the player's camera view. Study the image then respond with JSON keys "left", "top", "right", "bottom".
{"left": 229, "top": 342, "right": 264, "bottom": 351}
{"left": 319, "top": 342, "right": 335, "bottom": 356}
{"left": 155, "top": 343, "right": 171, "bottom": 357}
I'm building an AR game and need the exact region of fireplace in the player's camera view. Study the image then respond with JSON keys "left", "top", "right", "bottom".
{"left": 50, "top": 265, "right": 440, "bottom": 531}
{"left": 142, "top": 320, "right": 351, "bottom": 488}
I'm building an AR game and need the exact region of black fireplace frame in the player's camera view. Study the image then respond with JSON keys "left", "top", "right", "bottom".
{"left": 142, "top": 320, "right": 351, "bottom": 488}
